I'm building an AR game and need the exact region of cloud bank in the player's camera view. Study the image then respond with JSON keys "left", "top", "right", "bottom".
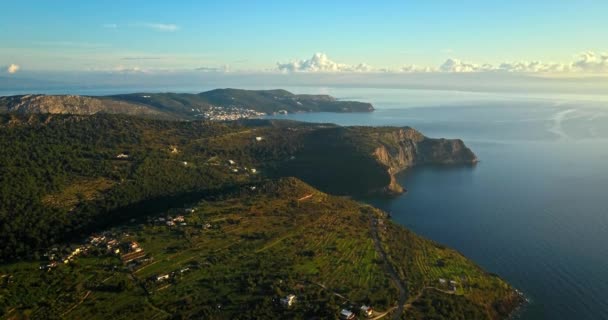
{"left": 278, "top": 52, "right": 608, "bottom": 74}
{"left": 277, "top": 53, "right": 371, "bottom": 73}
{"left": 7, "top": 64, "right": 20, "bottom": 74}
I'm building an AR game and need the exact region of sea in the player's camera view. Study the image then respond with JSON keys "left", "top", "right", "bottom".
{"left": 265, "top": 87, "right": 608, "bottom": 320}
{"left": 3, "top": 85, "right": 608, "bottom": 319}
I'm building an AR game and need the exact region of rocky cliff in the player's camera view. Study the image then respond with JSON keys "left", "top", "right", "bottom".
{"left": 270, "top": 125, "right": 477, "bottom": 196}
{"left": 370, "top": 128, "right": 478, "bottom": 194}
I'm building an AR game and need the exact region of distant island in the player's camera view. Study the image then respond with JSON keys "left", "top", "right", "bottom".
{"left": 0, "top": 104, "right": 519, "bottom": 319}
{"left": 0, "top": 88, "right": 375, "bottom": 120}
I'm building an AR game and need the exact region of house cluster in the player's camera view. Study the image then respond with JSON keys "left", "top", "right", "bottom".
{"left": 40, "top": 245, "right": 89, "bottom": 270}
{"left": 150, "top": 214, "right": 188, "bottom": 227}
{"left": 151, "top": 266, "right": 191, "bottom": 284}
{"left": 196, "top": 106, "right": 266, "bottom": 121}
{"left": 339, "top": 305, "right": 374, "bottom": 319}
{"left": 227, "top": 159, "right": 258, "bottom": 174}
{"left": 438, "top": 278, "right": 458, "bottom": 291}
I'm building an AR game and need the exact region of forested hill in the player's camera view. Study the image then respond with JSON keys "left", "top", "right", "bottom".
{"left": 0, "top": 88, "right": 374, "bottom": 119}
{"left": 0, "top": 113, "right": 474, "bottom": 261}
{"left": 0, "top": 114, "right": 521, "bottom": 320}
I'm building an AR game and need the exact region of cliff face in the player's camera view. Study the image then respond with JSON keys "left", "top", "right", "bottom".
{"left": 370, "top": 128, "right": 477, "bottom": 194}
{"left": 1, "top": 95, "right": 162, "bottom": 117}
{"left": 270, "top": 125, "right": 477, "bottom": 197}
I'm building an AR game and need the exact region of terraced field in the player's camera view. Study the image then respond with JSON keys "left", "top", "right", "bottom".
{"left": 0, "top": 178, "right": 519, "bottom": 319}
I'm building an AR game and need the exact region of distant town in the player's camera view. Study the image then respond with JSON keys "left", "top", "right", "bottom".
{"left": 195, "top": 106, "right": 269, "bottom": 121}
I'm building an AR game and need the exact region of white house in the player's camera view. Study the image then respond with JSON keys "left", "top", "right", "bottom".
{"left": 280, "top": 294, "right": 297, "bottom": 307}
{"left": 156, "top": 274, "right": 170, "bottom": 281}
{"left": 360, "top": 305, "right": 373, "bottom": 317}
{"left": 340, "top": 309, "right": 355, "bottom": 320}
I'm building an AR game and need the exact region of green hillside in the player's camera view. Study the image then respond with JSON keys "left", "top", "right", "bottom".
{"left": 0, "top": 178, "right": 520, "bottom": 319}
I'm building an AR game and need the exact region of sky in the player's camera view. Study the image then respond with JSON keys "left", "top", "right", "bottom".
{"left": 1, "top": 0, "right": 607, "bottom": 93}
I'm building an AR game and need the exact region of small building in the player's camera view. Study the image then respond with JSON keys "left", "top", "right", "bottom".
{"left": 280, "top": 294, "right": 296, "bottom": 307}
{"left": 250, "top": 168, "right": 257, "bottom": 173}
{"left": 228, "top": 160, "right": 236, "bottom": 165}
{"left": 174, "top": 215, "right": 185, "bottom": 222}
{"left": 340, "top": 309, "right": 355, "bottom": 320}
{"left": 166, "top": 221, "right": 175, "bottom": 227}
{"left": 439, "top": 278, "right": 447, "bottom": 285}
{"left": 449, "top": 280, "right": 458, "bottom": 291}
{"left": 183, "top": 161, "right": 188, "bottom": 166}
{"left": 156, "top": 274, "right": 170, "bottom": 282}
{"left": 360, "top": 305, "right": 373, "bottom": 318}
{"left": 130, "top": 241, "right": 142, "bottom": 252}
{"left": 116, "top": 153, "right": 129, "bottom": 159}
{"left": 255, "top": 136, "right": 263, "bottom": 141}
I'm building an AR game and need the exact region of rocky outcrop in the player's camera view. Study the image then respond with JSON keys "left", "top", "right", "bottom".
{"left": 270, "top": 125, "right": 477, "bottom": 197}
{"left": 370, "top": 128, "right": 478, "bottom": 194}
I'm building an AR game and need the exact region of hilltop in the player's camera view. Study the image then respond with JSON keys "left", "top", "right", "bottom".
{"left": 0, "top": 89, "right": 374, "bottom": 120}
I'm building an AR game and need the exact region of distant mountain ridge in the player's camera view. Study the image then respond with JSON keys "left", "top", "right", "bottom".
{"left": 0, "top": 88, "right": 375, "bottom": 119}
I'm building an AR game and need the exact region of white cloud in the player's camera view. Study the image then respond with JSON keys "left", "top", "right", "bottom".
{"left": 572, "top": 51, "right": 608, "bottom": 73}
{"left": 7, "top": 64, "right": 20, "bottom": 74}
{"left": 440, "top": 58, "right": 495, "bottom": 73}
{"left": 142, "top": 23, "right": 179, "bottom": 32}
{"left": 277, "top": 53, "right": 371, "bottom": 73}
{"left": 498, "top": 61, "right": 570, "bottom": 73}
{"left": 103, "top": 23, "right": 118, "bottom": 29}
{"left": 398, "top": 65, "right": 437, "bottom": 73}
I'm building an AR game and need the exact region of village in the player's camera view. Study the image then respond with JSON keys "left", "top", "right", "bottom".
{"left": 37, "top": 207, "right": 211, "bottom": 273}
{"left": 195, "top": 105, "right": 266, "bottom": 121}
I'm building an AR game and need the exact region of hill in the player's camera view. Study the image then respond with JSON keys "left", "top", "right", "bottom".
{"left": 0, "top": 89, "right": 375, "bottom": 119}
{"left": 0, "top": 114, "right": 518, "bottom": 319}
{"left": 0, "top": 178, "right": 521, "bottom": 319}
{"left": 0, "top": 114, "right": 476, "bottom": 261}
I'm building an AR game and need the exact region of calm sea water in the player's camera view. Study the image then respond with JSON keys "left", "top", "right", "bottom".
{"left": 268, "top": 88, "right": 608, "bottom": 320}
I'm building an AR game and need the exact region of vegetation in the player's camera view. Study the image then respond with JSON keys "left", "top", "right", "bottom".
{"left": 0, "top": 112, "right": 518, "bottom": 319}
{"left": 110, "top": 88, "right": 375, "bottom": 116}
{"left": 0, "top": 114, "right": 475, "bottom": 261}
{"left": 0, "top": 178, "right": 518, "bottom": 319}
{"left": 0, "top": 89, "right": 375, "bottom": 120}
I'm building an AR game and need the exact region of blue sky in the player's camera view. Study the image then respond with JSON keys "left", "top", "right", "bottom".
{"left": 1, "top": 0, "right": 607, "bottom": 74}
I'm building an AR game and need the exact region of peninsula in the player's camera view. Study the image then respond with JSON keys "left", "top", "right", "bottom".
{"left": 0, "top": 97, "right": 519, "bottom": 319}
{"left": 0, "top": 89, "right": 375, "bottom": 120}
